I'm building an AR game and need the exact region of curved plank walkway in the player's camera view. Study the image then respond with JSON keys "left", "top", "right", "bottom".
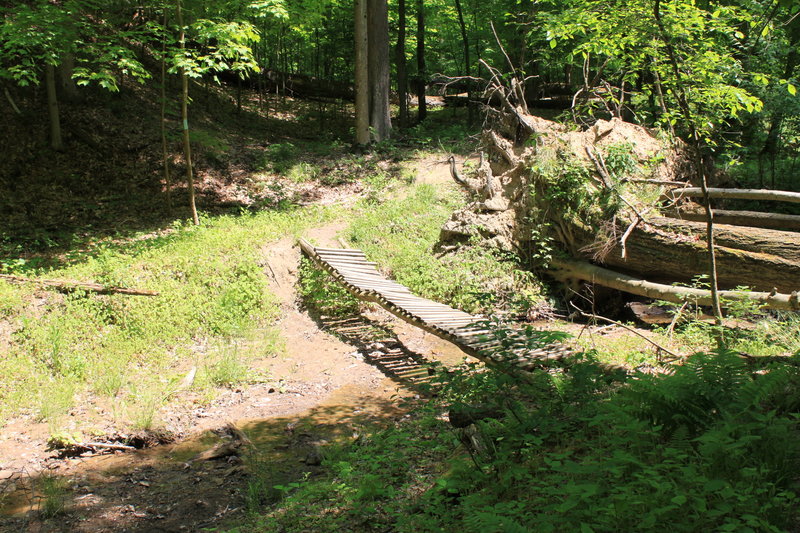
{"left": 299, "top": 238, "right": 572, "bottom": 372}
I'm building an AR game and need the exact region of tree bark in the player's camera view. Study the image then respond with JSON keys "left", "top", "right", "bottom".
{"left": 550, "top": 259, "right": 799, "bottom": 311}
{"left": 45, "top": 64, "right": 63, "bottom": 151}
{"left": 647, "top": 217, "right": 800, "bottom": 264}
{"left": 0, "top": 274, "right": 159, "bottom": 296}
{"left": 178, "top": 0, "right": 199, "bottom": 225}
{"left": 454, "top": 0, "right": 474, "bottom": 124}
{"left": 668, "top": 208, "right": 800, "bottom": 232}
{"left": 415, "top": 0, "right": 426, "bottom": 123}
{"left": 58, "top": 54, "right": 79, "bottom": 102}
{"left": 367, "top": 0, "right": 391, "bottom": 141}
{"left": 589, "top": 220, "right": 800, "bottom": 294}
{"left": 395, "top": 0, "right": 408, "bottom": 128}
{"left": 354, "top": 0, "right": 370, "bottom": 145}
{"left": 160, "top": 10, "right": 173, "bottom": 210}
{"left": 670, "top": 187, "right": 800, "bottom": 204}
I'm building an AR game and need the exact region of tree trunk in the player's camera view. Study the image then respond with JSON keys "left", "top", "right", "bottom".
{"left": 45, "top": 64, "right": 63, "bottom": 151}
{"left": 160, "top": 10, "right": 173, "bottom": 210}
{"left": 589, "top": 219, "right": 800, "bottom": 294}
{"left": 670, "top": 187, "right": 800, "bottom": 204}
{"left": 454, "top": 0, "right": 474, "bottom": 125}
{"left": 58, "top": 54, "right": 79, "bottom": 102}
{"left": 354, "top": 0, "right": 370, "bottom": 145}
{"left": 178, "top": 0, "right": 199, "bottom": 225}
{"left": 669, "top": 208, "right": 800, "bottom": 232}
{"left": 647, "top": 217, "right": 800, "bottom": 264}
{"left": 367, "top": 0, "right": 391, "bottom": 142}
{"left": 395, "top": 0, "right": 408, "bottom": 128}
{"left": 550, "top": 259, "right": 799, "bottom": 311}
{"left": 416, "top": 0, "right": 426, "bottom": 123}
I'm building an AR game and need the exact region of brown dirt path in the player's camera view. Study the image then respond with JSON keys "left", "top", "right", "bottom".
{"left": 0, "top": 217, "right": 474, "bottom": 532}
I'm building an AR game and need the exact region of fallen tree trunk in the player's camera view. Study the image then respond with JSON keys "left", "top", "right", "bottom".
{"left": 550, "top": 258, "right": 799, "bottom": 311}
{"left": 439, "top": 105, "right": 800, "bottom": 303}
{"left": 593, "top": 222, "right": 800, "bottom": 293}
{"left": 0, "top": 274, "right": 159, "bottom": 296}
{"left": 646, "top": 217, "right": 800, "bottom": 263}
{"left": 667, "top": 208, "right": 800, "bottom": 232}
{"left": 669, "top": 187, "right": 800, "bottom": 204}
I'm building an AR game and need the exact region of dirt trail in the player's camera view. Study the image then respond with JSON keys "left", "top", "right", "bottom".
{"left": 0, "top": 217, "right": 473, "bottom": 532}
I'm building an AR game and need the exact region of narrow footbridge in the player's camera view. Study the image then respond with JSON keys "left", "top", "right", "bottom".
{"left": 299, "top": 239, "right": 573, "bottom": 372}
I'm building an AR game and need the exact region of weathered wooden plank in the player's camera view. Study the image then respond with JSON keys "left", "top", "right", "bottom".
{"left": 296, "top": 237, "right": 598, "bottom": 378}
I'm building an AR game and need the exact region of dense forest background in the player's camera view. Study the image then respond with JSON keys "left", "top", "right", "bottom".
{"left": 1, "top": 1, "right": 800, "bottom": 532}
{"left": 1, "top": 0, "right": 799, "bottom": 202}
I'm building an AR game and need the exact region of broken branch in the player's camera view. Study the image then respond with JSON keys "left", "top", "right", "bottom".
{"left": 0, "top": 274, "right": 159, "bottom": 296}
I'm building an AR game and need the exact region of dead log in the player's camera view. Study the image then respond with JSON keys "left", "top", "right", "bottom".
{"left": 667, "top": 208, "right": 800, "bottom": 232}
{"left": 670, "top": 187, "right": 800, "bottom": 204}
{"left": 593, "top": 221, "right": 800, "bottom": 294}
{"left": 0, "top": 274, "right": 159, "bottom": 296}
{"left": 550, "top": 258, "right": 799, "bottom": 311}
{"left": 647, "top": 217, "right": 800, "bottom": 264}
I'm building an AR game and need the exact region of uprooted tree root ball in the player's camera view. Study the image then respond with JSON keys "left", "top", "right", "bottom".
{"left": 442, "top": 109, "right": 800, "bottom": 308}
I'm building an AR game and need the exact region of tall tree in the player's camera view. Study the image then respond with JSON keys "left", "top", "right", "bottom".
{"left": 368, "top": 0, "right": 392, "bottom": 141}
{"left": 416, "top": 0, "right": 426, "bottom": 123}
{"left": 176, "top": 0, "right": 199, "bottom": 226}
{"left": 354, "top": 0, "right": 370, "bottom": 145}
{"left": 396, "top": 0, "right": 409, "bottom": 128}
{"left": 454, "top": 0, "right": 473, "bottom": 123}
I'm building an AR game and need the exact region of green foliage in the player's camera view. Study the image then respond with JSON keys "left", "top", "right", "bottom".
{"left": 0, "top": 205, "right": 340, "bottom": 425}
{"left": 297, "top": 257, "right": 360, "bottom": 317}
{"left": 253, "top": 347, "right": 800, "bottom": 533}
{"left": 347, "top": 184, "right": 544, "bottom": 316}
{"left": 169, "top": 17, "right": 260, "bottom": 80}
{"left": 543, "top": 0, "right": 763, "bottom": 145}
{"left": 0, "top": 0, "right": 150, "bottom": 89}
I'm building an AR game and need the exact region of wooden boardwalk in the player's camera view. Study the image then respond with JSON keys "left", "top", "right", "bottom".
{"left": 299, "top": 239, "right": 572, "bottom": 372}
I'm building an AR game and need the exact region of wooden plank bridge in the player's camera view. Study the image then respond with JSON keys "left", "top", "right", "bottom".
{"left": 299, "top": 239, "right": 573, "bottom": 372}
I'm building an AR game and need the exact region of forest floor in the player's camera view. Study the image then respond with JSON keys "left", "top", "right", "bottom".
{"left": 2, "top": 87, "right": 795, "bottom": 532}
{"left": 0, "top": 155, "right": 485, "bottom": 532}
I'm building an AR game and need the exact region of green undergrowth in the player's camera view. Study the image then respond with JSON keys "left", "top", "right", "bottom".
{"left": 234, "top": 347, "right": 800, "bottom": 533}
{"left": 0, "top": 205, "right": 340, "bottom": 428}
{"left": 345, "top": 183, "right": 544, "bottom": 316}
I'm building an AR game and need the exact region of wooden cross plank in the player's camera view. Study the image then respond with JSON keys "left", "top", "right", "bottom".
{"left": 297, "top": 238, "right": 582, "bottom": 376}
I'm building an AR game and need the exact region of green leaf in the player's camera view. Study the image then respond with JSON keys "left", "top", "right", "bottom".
{"left": 671, "top": 494, "right": 687, "bottom": 505}
{"left": 788, "top": 83, "right": 797, "bottom": 96}
{"left": 550, "top": 39, "right": 557, "bottom": 49}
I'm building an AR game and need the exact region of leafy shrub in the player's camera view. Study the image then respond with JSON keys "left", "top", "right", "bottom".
{"left": 254, "top": 344, "right": 800, "bottom": 533}
{"left": 297, "top": 256, "right": 360, "bottom": 317}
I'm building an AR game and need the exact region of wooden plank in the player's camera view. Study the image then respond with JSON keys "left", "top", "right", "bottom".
{"left": 297, "top": 237, "right": 602, "bottom": 379}
{"left": 313, "top": 246, "right": 366, "bottom": 253}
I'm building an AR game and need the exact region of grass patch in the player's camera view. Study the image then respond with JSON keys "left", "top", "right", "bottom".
{"left": 346, "top": 183, "right": 544, "bottom": 316}
{"left": 37, "top": 474, "right": 69, "bottom": 519}
{"left": 241, "top": 348, "right": 800, "bottom": 533}
{"left": 0, "top": 205, "right": 341, "bottom": 426}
